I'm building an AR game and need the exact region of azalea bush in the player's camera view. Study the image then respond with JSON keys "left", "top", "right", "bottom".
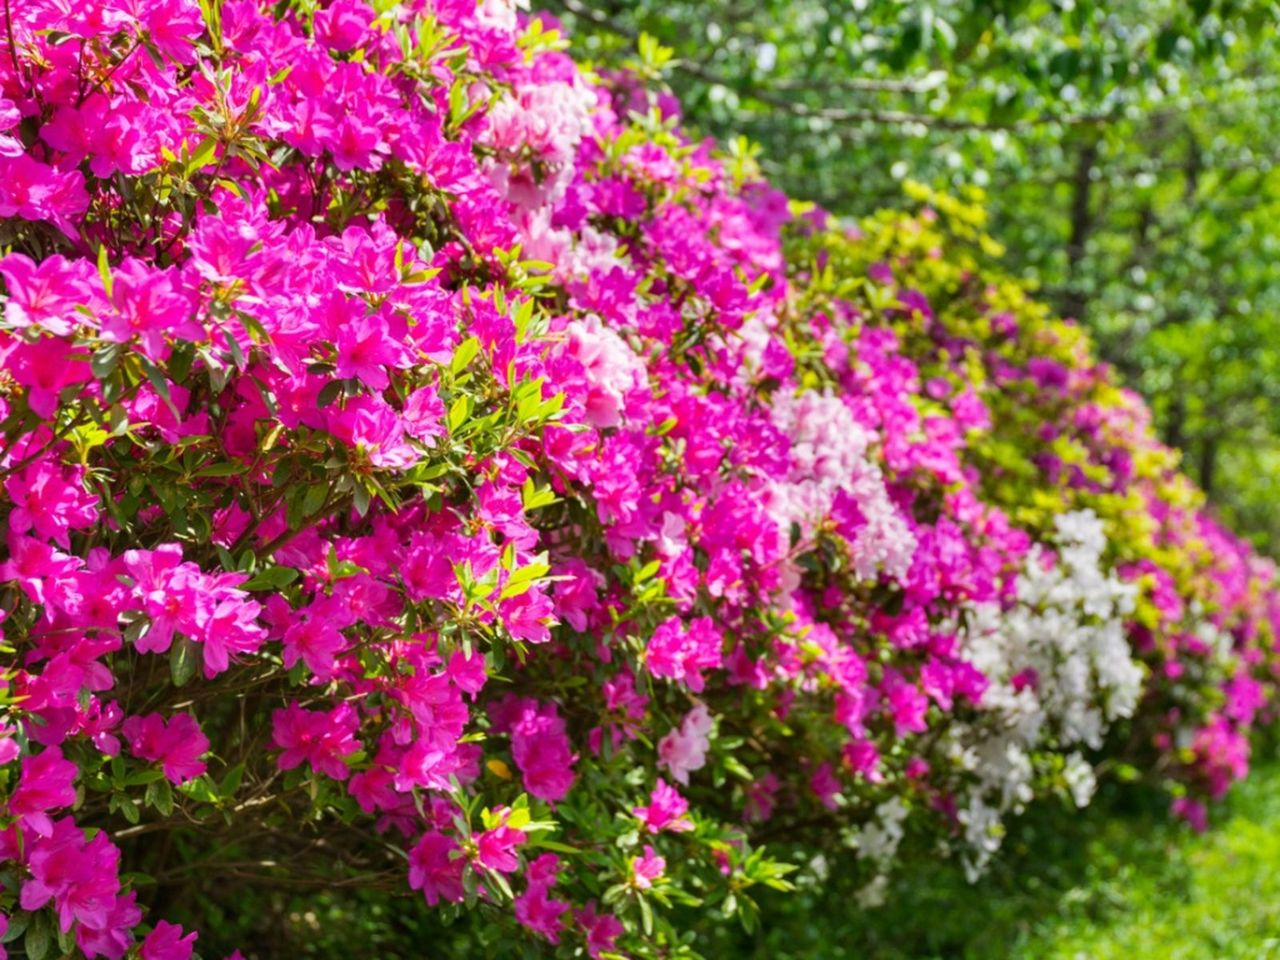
{"left": 1, "top": 1, "right": 1278, "bottom": 958}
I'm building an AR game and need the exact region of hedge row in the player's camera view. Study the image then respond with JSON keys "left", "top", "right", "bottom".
{"left": 0, "top": 1, "right": 1277, "bottom": 957}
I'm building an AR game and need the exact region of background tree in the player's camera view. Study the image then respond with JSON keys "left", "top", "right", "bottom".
{"left": 551, "top": 0, "right": 1280, "bottom": 552}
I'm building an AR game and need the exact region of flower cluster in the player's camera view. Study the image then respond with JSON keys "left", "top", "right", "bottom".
{"left": 1, "top": 1, "right": 1277, "bottom": 956}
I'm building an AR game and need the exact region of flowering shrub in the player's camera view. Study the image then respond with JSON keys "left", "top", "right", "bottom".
{"left": 1, "top": 1, "right": 1278, "bottom": 957}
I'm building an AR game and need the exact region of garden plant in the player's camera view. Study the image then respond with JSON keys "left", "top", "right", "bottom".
{"left": 0, "top": 0, "right": 1277, "bottom": 957}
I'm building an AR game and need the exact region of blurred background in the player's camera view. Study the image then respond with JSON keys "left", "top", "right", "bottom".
{"left": 549, "top": 0, "right": 1280, "bottom": 556}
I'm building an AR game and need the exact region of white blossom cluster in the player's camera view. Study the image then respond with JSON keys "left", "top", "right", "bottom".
{"left": 948, "top": 509, "right": 1143, "bottom": 879}
{"left": 845, "top": 797, "right": 910, "bottom": 906}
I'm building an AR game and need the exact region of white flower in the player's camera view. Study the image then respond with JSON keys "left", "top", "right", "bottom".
{"left": 950, "top": 509, "right": 1144, "bottom": 876}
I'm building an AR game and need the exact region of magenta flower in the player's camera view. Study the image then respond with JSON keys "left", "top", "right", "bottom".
{"left": 446, "top": 650, "right": 487, "bottom": 698}
{"left": 99, "top": 258, "right": 198, "bottom": 360}
{"left": 633, "top": 777, "right": 693, "bottom": 833}
{"left": 122, "top": 713, "right": 210, "bottom": 785}
{"left": 271, "top": 702, "right": 361, "bottom": 780}
{"left": 630, "top": 845, "right": 666, "bottom": 890}
{"left": 334, "top": 309, "right": 402, "bottom": 389}
{"left": 0, "top": 253, "right": 91, "bottom": 334}
{"left": 0, "top": 534, "right": 83, "bottom": 606}
{"left": 499, "top": 588, "right": 557, "bottom": 645}
{"left": 20, "top": 818, "right": 122, "bottom": 934}
{"left": 503, "top": 698, "right": 577, "bottom": 803}
{"left": 408, "top": 831, "right": 465, "bottom": 906}
{"left": 474, "top": 818, "right": 526, "bottom": 874}
{"left": 514, "top": 854, "right": 570, "bottom": 943}
{"left": 577, "top": 901, "right": 625, "bottom": 959}
{"left": 282, "top": 616, "right": 349, "bottom": 680}
{"left": 74, "top": 891, "right": 142, "bottom": 959}
{"left": 884, "top": 677, "right": 929, "bottom": 737}
{"left": 140, "top": 921, "right": 197, "bottom": 960}
{"left": 5, "top": 460, "right": 99, "bottom": 548}
{"left": 645, "top": 615, "right": 723, "bottom": 692}
{"left": 9, "top": 746, "right": 78, "bottom": 837}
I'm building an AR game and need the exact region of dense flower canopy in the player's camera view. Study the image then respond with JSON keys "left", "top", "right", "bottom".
{"left": 1, "top": 0, "right": 1278, "bottom": 956}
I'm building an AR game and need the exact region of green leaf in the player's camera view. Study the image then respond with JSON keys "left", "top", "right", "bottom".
{"left": 1, "top": 913, "right": 27, "bottom": 944}
{"left": 634, "top": 560, "right": 662, "bottom": 583}
{"left": 241, "top": 565, "right": 299, "bottom": 590}
{"left": 140, "top": 356, "right": 182, "bottom": 420}
{"left": 24, "top": 912, "right": 51, "bottom": 960}
{"left": 91, "top": 343, "right": 121, "bottom": 379}
{"left": 220, "top": 762, "right": 246, "bottom": 798}
{"left": 193, "top": 461, "right": 247, "bottom": 478}
{"left": 448, "top": 394, "right": 472, "bottom": 433}
{"left": 170, "top": 635, "right": 199, "bottom": 687}
{"left": 451, "top": 335, "right": 481, "bottom": 375}
{"left": 97, "top": 244, "right": 113, "bottom": 298}
{"left": 301, "top": 482, "right": 329, "bottom": 518}
{"left": 186, "top": 136, "right": 218, "bottom": 175}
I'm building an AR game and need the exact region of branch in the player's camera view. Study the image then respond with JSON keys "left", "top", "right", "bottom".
{"left": 729, "top": 86, "right": 1111, "bottom": 132}
{"left": 768, "top": 74, "right": 948, "bottom": 95}
{"left": 549, "top": 0, "right": 1113, "bottom": 133}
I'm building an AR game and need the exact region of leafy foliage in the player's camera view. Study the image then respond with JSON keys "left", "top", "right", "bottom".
{"left": 552, "top": 0, "right": 1280, "bottom": 554}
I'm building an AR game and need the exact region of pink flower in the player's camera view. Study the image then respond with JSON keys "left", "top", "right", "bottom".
{"left": 884, "top": 677, "right": 929, "bottom": 737}
{"left": 1171, "top": 795, "right": 1208, "bottom": 832}
{"left": 5, "top": 460, "right": 99, "bottom": 548}
{"left": 0, "top": 253, "right": 91, "bottom": 334}
{"left": 564, "top": 315, "right": 647, "bottom": 428}
{"left": 633, "top": 778, "right": 693, "bottom": 833}
{"left": 9, "top": 746, "right": 78, "bottom": 837}
{"left": 645, "top": 616, "right": 723, "bottom": 692}
{"left": 281, "top": 615, "right": 349, "bottom": 680}
{"left": 0, "top": 534, "right": 83, "bottom": 606}
{"left": 843, "top": 739, "right": 882, "bottom": 782}
{"left": 499, "top": 697, "right": 577, "bottom": 803}
{"left": 402, "top": 384, "right": 447, "bottom": 445}
{"left": 74, "top": 891, "right": 142, "bottom": 958}
{"left": 313, "top": 0, "right": 370, "bottom": 50}
{"left": 20, "top": 818, "right": 122, "bottom": 934}
{"left": 551, "top": 559, "right": 603, "bottom": 632}
{"left": 446, "top": 649, "right": 487, "bottom": 698}
{"left": 327, "top": 396, "right": 419, "bottom": 468}
{"left": 271, "top": 702, "right": 361, "bottom": 780}
{"left": 744, "top": 772, "right": 780, "bottom": 823}
{"left": 514, "top": 854, "right": 570, "bottom": 943}
{"left": 630, "top": 845, "right": 665, "bottom": 890}
{"left": 0, "top": 154, "right": 88, "bottom": 236}
{"left": 408, "top": 831, "right": 465, "bottom": 906}
{"left": 809, "top": 762, "right": 842, "bottom": 812}
{"left": 474, "top": 817, "right": 526, "bottom": 874}
{"left": 657, "top": 703, "right": 712, "bottom": 786}
{"left": 140, "top": 921, "right": 197, "bottom": 960}
{"left": 99, "top": 258, "right": 199, "bottom": 360}
{"left": 499, "top": 588, "right": 557, "bottom": 644}
{"left": 121, "top": 545, "right": 265, "bottom": 675}
{"left": 122, "top": 713, "right": 210, "bottom": 784}
{"left": 577, "top": 901, "right": 625, "bottom": 959}
{"left": 334, "top": 309, "right": 403, "bottom": 389}
{"left": 6, "top": 339, "right": 93, "bottom": 417}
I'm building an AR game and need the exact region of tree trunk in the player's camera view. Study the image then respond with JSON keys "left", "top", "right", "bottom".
{"left": 1061, "top": 139, "right": 1098, "bottom": 323}
{"left": 1198, "top": 435, "right": 1218, "bottom": 498}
